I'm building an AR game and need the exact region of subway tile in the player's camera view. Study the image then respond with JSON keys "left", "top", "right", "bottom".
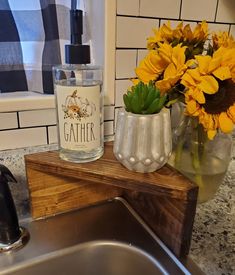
{"left": 181, "top": 0, "right": 217, "bottom": 21}
{"left": 230, "top": 25, "right": 235, "bottom": 37}
{"left": 0, "top": 91, "right": 55, "bottom": 112}
{"left": 0, "top": 128, "right": 47, "bottom": 150}
{"left": 0, "top": 112, "right": 18, "bottom": 130}
{"left": 19, "top": 108, "right": 57, "bottom": 128}
{"left": 137, "top": 49, "right": 148, "bottom": 65}
{"left": 216, "top": 0, "right": 235, "bottom": 23}
{"left": 104, "top": 106, "right": 115, "bottom": 121}
{"left": 48, "top": 126, "right": 58, "bottom": 144}
{"left": 115, "top": 79, "right": 132, "bottom": 107}
{"left": 140, "top": 0, "right": 181, "bottom": 19}
{"left": 117, "top": 0, "right": 139, "bottom": 16}
{"left": 117, "top": 16, "right": 158, "bottom": 48}
{"left": 104, "top": 121, "right": 114, "bottom": 136}
{"left": 116, "top": 50, "right": 137, "bottom": 79}
{"left": 208, "top": 23, "right": 230, "bottom": 33}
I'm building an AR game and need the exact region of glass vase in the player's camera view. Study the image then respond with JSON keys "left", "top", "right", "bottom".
{"left": 168, "top": 106, "right": 232, "bottom": 203}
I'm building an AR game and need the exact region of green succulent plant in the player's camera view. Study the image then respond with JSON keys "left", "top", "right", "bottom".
{"left": 123, "top": 81, "right": 167, "bottom": 114}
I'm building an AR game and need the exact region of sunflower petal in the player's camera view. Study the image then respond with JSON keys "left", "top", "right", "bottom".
{"left": 213, "top": 66, "right": 231, "bottom": 81}
{"left": 218, "top": 112, "right": 234, "bottom": 133}
{"left": 207, "top": 130, "right": 217, "bottom": 140}
{"left": 194, "top": 88, "right": 205, "bottom": 104}
{"left": 155, "top": 79, "right": 172, "bottom": 93}
{"left": 186, "top": 99, "right": 199, "bottom": 115}
{"left": 198, "top": 76, "right": 219, "bottom": 94}
{"left": 195, "top": 55, "right": 211, "bottom": 74}
{"left": 164, "top": 63, "right": 177, "bottom": 79}
{"left": 131, "top": 78, "right": 140, "bottom": 86}
{"left": 181, "top": 73, "right": 196, "bottom": 88}
{"left": 208, "top": 56, "right": 221, "bottom": 72}
{"left": 228, "top": 104, "right": 235, "bottom": 123}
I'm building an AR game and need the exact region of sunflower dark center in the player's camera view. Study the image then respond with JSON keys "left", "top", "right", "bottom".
{"left": 202, "top": 79, "right": 235, "bottom": 114}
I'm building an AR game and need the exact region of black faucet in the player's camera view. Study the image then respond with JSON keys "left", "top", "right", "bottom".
{"left": 0, "top": 164, "right": 21, "bottom": 245}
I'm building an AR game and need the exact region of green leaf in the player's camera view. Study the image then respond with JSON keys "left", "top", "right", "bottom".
{"left": 127, "top": 90, "right": 132, "bottom": 98}
{"left": 154, "top": 94, "right": 167, "bottom": 113}
{"left": 131, "top": 93, "right": 142, "bottom": 114}
{"left": 143, "top": 88, "right": 157, "bottom": 110}
{"left": 142, "top": 84, "right": 149, "bottom": 101}
{"left": 144, "top": 97, "right": 160, "bottom": 114}
{"left": 123, "top": 94, "right": 131, "bottom": 112}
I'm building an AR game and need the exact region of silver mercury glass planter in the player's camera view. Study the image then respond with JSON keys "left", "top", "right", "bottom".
{"left": 113, "top": 108, "right": 172, "bottom": 173}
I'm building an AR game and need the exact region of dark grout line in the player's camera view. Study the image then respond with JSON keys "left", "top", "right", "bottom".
{"left": 179, "top": 0, "right": 183, "bottom": 20}
{"left": 214, "top": 0, "right": 220, "bottom": 22}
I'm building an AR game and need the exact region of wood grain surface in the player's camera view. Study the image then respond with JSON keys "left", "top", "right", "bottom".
{"left": 25, "top": 142, "right": 197, "bottom": 200}
{"left": 25, "top": 142, "right": 198, "bottom": 257}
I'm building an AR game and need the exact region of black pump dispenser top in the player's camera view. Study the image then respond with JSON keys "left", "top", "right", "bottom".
{"left": 65, "top": 7, "right": 90, "bottom": 64}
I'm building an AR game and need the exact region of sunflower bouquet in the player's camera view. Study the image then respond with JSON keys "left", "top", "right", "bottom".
{"left": 132, "top": 21, "right": 235, "bottom": 202}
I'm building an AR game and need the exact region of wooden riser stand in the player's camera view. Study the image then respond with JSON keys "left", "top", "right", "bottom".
{"left": 25, "top": 142, "right": 198, "bottom": 257}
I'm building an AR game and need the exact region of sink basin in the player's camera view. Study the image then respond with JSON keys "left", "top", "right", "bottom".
{"left": 6, "top": 241, "right": 166, "bottom": 275}
{"left": 0, "top": 198, "right": 199, "bottom": 275}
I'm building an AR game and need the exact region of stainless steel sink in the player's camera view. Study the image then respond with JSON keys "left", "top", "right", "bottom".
{"left": 5, "top": 241, "right": 167, "bottom": 275}
{"left": 0, "top": 198, "right": 199, "bottom": 275}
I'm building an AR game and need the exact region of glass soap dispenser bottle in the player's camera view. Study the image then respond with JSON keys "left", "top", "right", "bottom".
{"left": 53, "top": 8, "right": 103, "bottom": 163}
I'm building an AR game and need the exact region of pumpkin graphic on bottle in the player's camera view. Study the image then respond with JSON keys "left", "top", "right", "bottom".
{"left": 62, "top": 90, "right": 96, "bottom": 120}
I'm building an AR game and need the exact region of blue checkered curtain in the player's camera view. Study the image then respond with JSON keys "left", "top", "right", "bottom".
{"left": 0, "top": 0, "right": 71, "bottom": 94}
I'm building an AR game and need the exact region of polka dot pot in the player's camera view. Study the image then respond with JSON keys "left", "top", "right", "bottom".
{"left": 113, "top": 108, "right": 172, "bottom": 173}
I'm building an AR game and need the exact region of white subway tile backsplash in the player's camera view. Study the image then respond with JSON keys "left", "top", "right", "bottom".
{"left": 19, "top": 109, "right": 57, "bottom": 128}
{"left": 216, "top": 0, "right": 235, "bottom": 23}
{"left": 230, "top": 25, "right": 235, "bottom": 37}
{"left": 137, "top": 49, "right": 148, "bottom": 65}
{"left": 104, "top": 121, "right": 114, "bottom": 136}
{"left": 0, "top": 112, "right": 18, "bottom": 130}
{"left": 0, "top": 92, "right": 55, "bottom": 112}
{"left": 115, "top": 79, "right": 132, "bottom": 107}
{"left": 117, "top": 16, "right": 158, "bottom": 48}
{"left": 208, "top": 23, "right": 230, "bottom": 32}
{"left": 181, "top": 0, "right": 217, "bottom": 21}
{"left": 48, "top": 125, "right": 58, "bottom": 144}
{"left": 0, "top": 128, "right": 47, "bottom": 150}
{"left": 117, "top": 0, "right": 139, "bottom": 16}
{"left": 140, "top": 0, "right": 181, "bottom": 19}
{"left": 104, "top": 106, "right": 115, "bottom": 121}
{"left": 116, "top": 50, "right": 137, "bottom": 79}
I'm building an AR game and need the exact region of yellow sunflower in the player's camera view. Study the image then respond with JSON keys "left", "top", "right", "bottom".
{"left": 212, "top": 31, "right": 235, "bottom": 49}
{"left": 147, "top": 21, "right": 174, "bottom": 50}
{"left": 213, "top": 46, "right": 235, "bottom": 82}
{"left": 192, "top": 21, "right": 208, "bottom": 42}
{"left": 181, "top": 47, "right": 235, "bottom": 139}
{"left": 155, "top": 44, "right": 187, "bottom": 93}
{"left": 135, "top": 43, "right": 187, "bottom": 94}
{"left": 135, "top": 50, "right": 168, "bottom": 84}
{"left": 147, "top": 21, "right": 208, "bottom": 50}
